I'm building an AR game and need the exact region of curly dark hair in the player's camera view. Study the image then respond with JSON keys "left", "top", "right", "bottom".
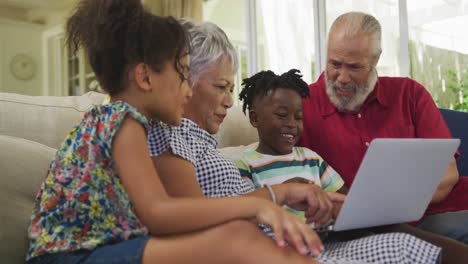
{"left": 239, "top": 69, "right": 310, "bottom": 114}
{"left": 66, "top": 0, "right": 190, "bottom": 96}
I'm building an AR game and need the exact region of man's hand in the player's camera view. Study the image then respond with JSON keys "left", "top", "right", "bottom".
{"left": 431, "top": 157, "right": 459, "bottom": 203}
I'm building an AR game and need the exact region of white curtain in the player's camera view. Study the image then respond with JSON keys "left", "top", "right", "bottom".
{"left": 259, "top": 0, "right": 315, "bottom": 83}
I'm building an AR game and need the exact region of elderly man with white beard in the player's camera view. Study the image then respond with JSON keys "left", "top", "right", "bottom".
{"left": 298, "top": 11, "right": 468, "bottom": 245}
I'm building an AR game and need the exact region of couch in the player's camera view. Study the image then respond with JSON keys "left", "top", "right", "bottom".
{"left": 439, "top": 108, "right": 468, "bottom": 176}
{"left": 423, "top": 108, "right": 468, "bottom": 216}
{"left": 0, "top": 92, "right": 258, "bottom": 263}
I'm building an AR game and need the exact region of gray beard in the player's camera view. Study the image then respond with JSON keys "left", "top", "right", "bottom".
{"left": 325, "top": 70, "right": 378, "bottom": 111}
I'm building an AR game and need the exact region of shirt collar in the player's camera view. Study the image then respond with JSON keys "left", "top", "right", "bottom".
{"left": 179, "top": 118, "right": 218, "bottom": 147}
{"left": 317, "top": 72, "right": 388, "bottom": 117}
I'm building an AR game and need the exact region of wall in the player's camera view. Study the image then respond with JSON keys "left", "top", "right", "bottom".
{"left": 0, "top": 6, "right": 28, "bottom": 22}
{"left": 0, "top": 18, "right": 44, "bottom": 95}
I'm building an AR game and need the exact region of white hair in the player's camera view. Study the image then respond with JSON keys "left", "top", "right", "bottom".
{"left": 329, "top": 12, "right": 382, "bottom": 58}
{"left": 180, "top": 19, "right": 239, "bottom": 85}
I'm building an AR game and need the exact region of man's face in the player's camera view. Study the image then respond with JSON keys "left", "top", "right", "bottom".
{"left": 325, "top": 29, "right": 378, "bottom": 111}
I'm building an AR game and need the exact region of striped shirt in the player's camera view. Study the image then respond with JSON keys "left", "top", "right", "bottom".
{"left": 234, "top": 147, "right": 344, "bottom": 192}
{"left": 234, "top": 147, "right": 344, "bottom": 222}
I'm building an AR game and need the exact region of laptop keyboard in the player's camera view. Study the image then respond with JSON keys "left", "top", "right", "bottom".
{"left": 313, "top": 219, "right": 335, "bottom": 240}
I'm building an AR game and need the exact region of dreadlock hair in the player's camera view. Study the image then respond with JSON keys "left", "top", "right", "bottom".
{"left": 239, "top": 69, "right": 310, "bottom": 114}
{"left": 66, "top": 0, "right": 190, "bottom": 96}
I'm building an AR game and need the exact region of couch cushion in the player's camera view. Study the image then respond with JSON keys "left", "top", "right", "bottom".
{"left": 0, "top": 92, "right": 105, "bottom": 149}
{"left": 215, "top": 105, "right": 258, "bottom": 148}
{"left": 439, "top": 108, "right": 468, "bottom": 176}
{"left": 0, "top": 135, "right": 56, "bottom": 263}
{"left": 219, "top": 141, "right": 259, "bottom": 161}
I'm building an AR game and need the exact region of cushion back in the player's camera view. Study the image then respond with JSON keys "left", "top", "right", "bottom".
{"left": 0, "top": 92, "right": 105, "bottom": 149}
{"left": 439, "top": 108, "right": 468, "bottom": 176}
{"left": 215, "top": 105, "right": 258, "bottom": 148}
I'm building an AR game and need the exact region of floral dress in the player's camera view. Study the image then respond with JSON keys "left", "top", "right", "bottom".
{"left": 27, "top": 101, "right": 149, "bottom": 260}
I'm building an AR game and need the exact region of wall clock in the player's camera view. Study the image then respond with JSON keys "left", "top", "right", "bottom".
{"left": 9, "top": 53, "right": 37, "bottom": 81}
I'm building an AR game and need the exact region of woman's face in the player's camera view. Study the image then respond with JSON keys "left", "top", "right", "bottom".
{"left": 184, "top": 58, "right": 234, "bottom": 134}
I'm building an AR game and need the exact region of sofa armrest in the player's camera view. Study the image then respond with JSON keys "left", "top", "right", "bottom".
{"left": 0, "top": 135, "right": 56, "bottom": 263}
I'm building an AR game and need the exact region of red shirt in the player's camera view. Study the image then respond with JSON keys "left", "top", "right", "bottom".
{"left": 298, "top": 73, "right": 467, "bottom": 215}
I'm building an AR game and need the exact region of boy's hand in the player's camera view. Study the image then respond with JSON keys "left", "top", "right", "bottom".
{"left": 332, "top": 201, "right": 343, "bottom": 219}
{"left": 283, "top": 177, "right": 311, "bottom": 184}
{"left": 255, "top": 199, "right": 324, "bottom": 257}
{"left": 279, "top": 183, "right": 345, "bottom": 226}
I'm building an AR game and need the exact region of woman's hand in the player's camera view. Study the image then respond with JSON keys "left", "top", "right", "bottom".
{"left": 275, "top": 183, "right": 346, "bottom": 226}
{"left": 254, "top": 198, "right": 324, "bottom": 257}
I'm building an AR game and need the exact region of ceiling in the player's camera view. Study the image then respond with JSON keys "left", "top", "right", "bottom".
{"left": 0, "top": 0, "right": 77, "bottom": 25}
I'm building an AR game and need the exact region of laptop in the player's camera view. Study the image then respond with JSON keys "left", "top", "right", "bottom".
{"left": 321, "top": 138, "right": 460, "bottom": 232}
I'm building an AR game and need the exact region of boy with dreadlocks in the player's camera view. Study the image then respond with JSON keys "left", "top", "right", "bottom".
{"left": 231, "top": 69, "right": 444, "bottom": 264}
{"left": 235, "top": 69, "right": 345, "bottom": 226}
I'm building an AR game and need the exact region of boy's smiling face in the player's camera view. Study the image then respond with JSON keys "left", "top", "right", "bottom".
{"left": 250, "top": 87, "right": 304, "bottom": 155}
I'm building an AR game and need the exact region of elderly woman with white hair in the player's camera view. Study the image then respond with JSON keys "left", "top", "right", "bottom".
{"left": 148, "top": 19, "right": 442, "bottom": 263}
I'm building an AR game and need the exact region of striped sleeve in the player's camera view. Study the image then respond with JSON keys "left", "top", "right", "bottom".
{"left": 304, "top": 148, "right": 344, "bottom": 192}
{"left": 233, "top": 158, "right": 255, "bottom": 188}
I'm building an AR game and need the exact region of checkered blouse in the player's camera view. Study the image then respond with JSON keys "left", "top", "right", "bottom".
{"left": 148, "top": 118, "right": 254, "bottom": 197}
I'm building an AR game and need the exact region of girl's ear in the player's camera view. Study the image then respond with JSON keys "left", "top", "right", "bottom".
{"left": 249, "top": 110, "right": 259, "bottom": 128}
{"left": 133, "top": 63, "right": 152, "bottom": 92}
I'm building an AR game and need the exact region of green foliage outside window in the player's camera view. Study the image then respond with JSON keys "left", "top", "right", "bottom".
{"left": 409, "top": 41, "right": 468, "bottom": 112}
{"left": 444, "top": 69, "right": 468, "bottom": 111}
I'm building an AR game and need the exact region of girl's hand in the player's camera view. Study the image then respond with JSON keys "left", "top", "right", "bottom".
{"left": 254, "top": 199, "right": 324, "bottom": 257}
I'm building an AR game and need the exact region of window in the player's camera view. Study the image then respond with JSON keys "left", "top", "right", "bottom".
{"left": 203, "top": 0, "right": 247, "bottom": 105}
{"left": 325, "top": 0, "right": 401, "bottom": 77}
{"left": 408, "top": 0, "right": 468, "bottom": 110}
{"left": 204, "top": 0, "right": 317, "bottom": 105}
{"left": 200, "top": 0, "right": 467, "bottom": 110}
{"left": 67, "top": 47, "right": 80, "bottom": 96}
{"left": 65, "top": 48, "right": 98, "bottom": 96}
{"left": 256, "top": 0, "right": 316, "bottom": 84}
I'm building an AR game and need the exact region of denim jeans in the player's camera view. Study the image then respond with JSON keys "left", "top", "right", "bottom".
{"left": 27, "top": 235, "right": 150, "bottom": 264}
